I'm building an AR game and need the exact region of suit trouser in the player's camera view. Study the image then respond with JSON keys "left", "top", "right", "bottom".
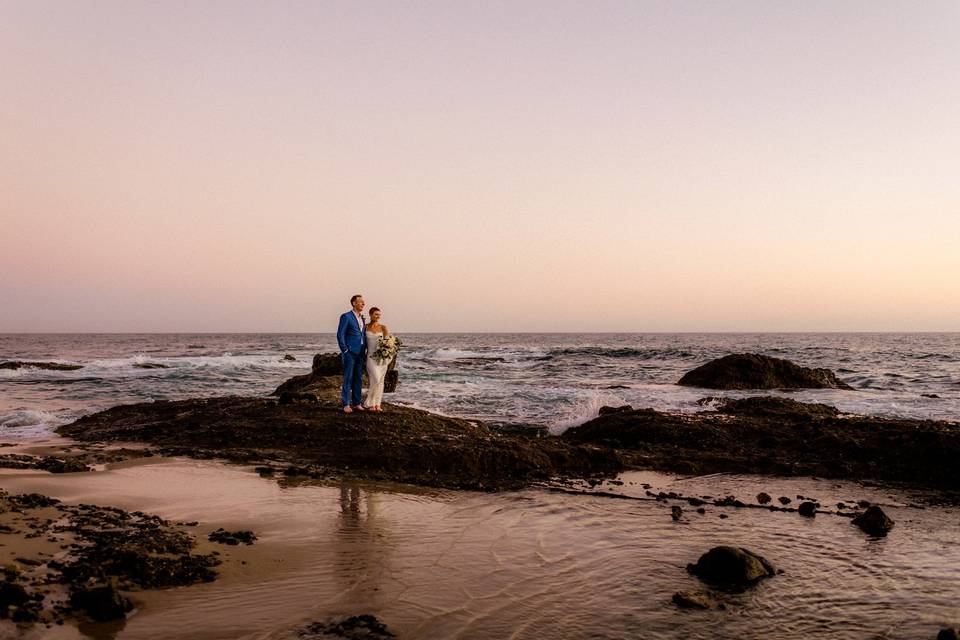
{"left": 341, "top": 351, "right": 365, "bottom": 407}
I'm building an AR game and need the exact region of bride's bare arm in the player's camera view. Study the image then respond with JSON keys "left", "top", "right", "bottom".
{"left": 382, "top": 325, "right": 390, "bottom": 337}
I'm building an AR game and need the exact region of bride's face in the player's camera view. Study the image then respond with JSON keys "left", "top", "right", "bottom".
{"left": 370, "top": 310, "right": 381, "bottom": 323}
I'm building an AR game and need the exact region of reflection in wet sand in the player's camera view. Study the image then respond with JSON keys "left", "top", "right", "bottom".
{"left": 331, "top": 483, "right": 392, "bottom": 612}
{"left": 2, "top": 458, "right": 959, "bottom": 640}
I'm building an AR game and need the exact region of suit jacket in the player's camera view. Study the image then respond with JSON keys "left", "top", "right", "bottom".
{"left": 337, "top": 311, "right": 366, "bottom": 354}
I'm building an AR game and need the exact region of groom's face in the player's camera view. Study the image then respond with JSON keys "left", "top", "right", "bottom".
{"left": 352, "top": 297, "right": 365, "bottom": 313}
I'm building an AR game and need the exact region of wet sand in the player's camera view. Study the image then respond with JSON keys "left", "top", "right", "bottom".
{"left": 2, "top": 439, "right": 959, "bottom": 640}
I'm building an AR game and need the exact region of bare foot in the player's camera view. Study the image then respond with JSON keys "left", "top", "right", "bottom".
{"left": 342, "top": 406, "right": 353, "bottom": 414}
{"left": 353, "top": 405, "right": 365, "bottom": 411}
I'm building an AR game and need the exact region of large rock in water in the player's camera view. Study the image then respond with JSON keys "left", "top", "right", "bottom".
{"left": 272, "top": 352, "right": 399, "bottom": 397}
{"left": 686, "top": 546, "right": 776, "bottom": 586}
{"left": 678, "top": 353, "right": 852, "bottom": 390}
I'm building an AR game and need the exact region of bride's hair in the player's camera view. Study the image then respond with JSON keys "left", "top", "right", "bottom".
{"left": 369, "top": 307, "right": 381, "bottom": 317}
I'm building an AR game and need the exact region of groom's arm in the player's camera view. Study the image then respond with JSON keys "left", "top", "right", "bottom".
{"left": 336, "top": 314, "right": 348, "bottom": 353}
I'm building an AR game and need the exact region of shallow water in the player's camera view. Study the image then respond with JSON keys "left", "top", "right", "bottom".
{"left": 4, "top": 456, "right": 958, "bottom": 640}
{"left": 1, "top": 333, "right": 958, "bottom": 439}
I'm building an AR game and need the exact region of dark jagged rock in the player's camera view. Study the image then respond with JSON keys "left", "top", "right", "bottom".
{"left": 10, "top": 493, "right": 60, "bottom": 509}
{"left": 852, "top": 506, "right": 895, "bottom": 536}
{"left": 922, "top": 393, "right": 940, "bottom": 398}
{"left": 798, "top": 501, "right": 818, "bottom": 517}
{"left": 2, "top": 492, "right": 219, "bottom": 626}
{"left": 278, "top": 392, "right": 320, "bottom": 405}
{"left": 756, "top": 492, "right": 772, "bottom": 504}
{"left": 36, "top": 456, "right": 92, "bottom": 473}
{"left": 672, "top": 591, "right": 723, "bottom": 610}
{"left": 283, "top": 354, "right": 297, "bottom": 361}
{"left": 272, "top": 352, "right": 401, "bottom": 398}
{"left": 0, "top": 581, "right": 30, "bottom": 614}
{"left": 208, "top": 528, "right": 257, "bottom": 546}
{"left": 687, "top": 546, "right": 776, "bottom": 586}
{"left": 384, "top": 369, "right": 399, "bottom": 393}
{"left": 300, "top": 614, "right": 396, "bottom": 639}
{"left": 563, "top": 398, "right": 960, "bottom": 489}
{"left": 312, "top": 353, "right": 343, "bottom": 375}
{"left": 599, "top": 405, "right": 633, "bottom": 416}
{"left": 133, "top": 362, "right": 169, "bottom": 369}
{"left": 678, "top": 353, "right": 852, "bottom": 390}
{"left": 778, "top": 496, "right": 792, "bottom": 505}
{"left": 0, "top": 361, "right": 83, "bottom": 371}
{"left": 59, "top": 396, "right": 622, "bottom": 491}
{"left": 69, "top": 583, "right": 133, "bottom": 622}
{"left": 711, "top": 396, "right": 840, "bottom": 420}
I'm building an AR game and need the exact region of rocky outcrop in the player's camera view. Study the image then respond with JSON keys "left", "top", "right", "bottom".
{"left": 69, "top": 583, "right": 134, "bottom": 622}
{"left": 563, "top": 396, "right": 960, "bottom": 489}
{"left": 852, "top": 506, "right": 895, "bottom": 536}
{"left": 678, "top": 353, "right": 852, "bottom": 390}
{"left": 0, "top": 361, "right": 83, "bottom": 371}
{"left": 686, "top": 546, "right": 776, "bottom": 586}
{"left": 711, "top": 396, "right": 840, "bottom": 420}
{"left": 58, "top": 395, "right": 622, "bottom": 491}
{"left": 272, "top": 352, "right": 399, "bottom": 398}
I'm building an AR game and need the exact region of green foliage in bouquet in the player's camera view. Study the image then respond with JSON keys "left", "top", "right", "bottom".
{"left": 374, "top": 335, "right": 403, "bottom": 363}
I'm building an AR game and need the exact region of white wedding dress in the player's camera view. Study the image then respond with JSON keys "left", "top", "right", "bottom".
{"left": 364, "top": 330, "right": 389, "bottom": 408}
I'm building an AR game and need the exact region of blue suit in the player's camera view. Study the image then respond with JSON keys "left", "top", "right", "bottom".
{"left": 337, "top": 311, "right": 367, "bottom": 407}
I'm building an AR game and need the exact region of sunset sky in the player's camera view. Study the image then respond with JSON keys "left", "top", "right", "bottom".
{"left": 2, "top": 1, "right": 958, "bottom": 332}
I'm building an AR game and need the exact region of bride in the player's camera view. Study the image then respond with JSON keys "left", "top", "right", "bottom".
{"left": 363, "top": 307, "right": 390, "bottom": 411}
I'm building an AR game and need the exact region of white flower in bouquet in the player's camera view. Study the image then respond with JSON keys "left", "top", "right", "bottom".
{"left": 374, "top": 335, "right": 403, "bottom": 363}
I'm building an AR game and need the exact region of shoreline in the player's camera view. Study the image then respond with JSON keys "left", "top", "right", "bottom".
{"left": 2, "top": 436, "right": 958, "bottom": 639}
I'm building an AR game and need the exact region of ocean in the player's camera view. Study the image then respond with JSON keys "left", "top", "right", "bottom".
{"left": 2, "top": 332, "right": 959, "bottom": 639}
{"left": 1, "top": 332, "right": 957, "bottom": 440}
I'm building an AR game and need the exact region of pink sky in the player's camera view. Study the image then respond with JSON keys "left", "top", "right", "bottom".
{"left": 2, "top": 1, "right": 958, "bottom": 332}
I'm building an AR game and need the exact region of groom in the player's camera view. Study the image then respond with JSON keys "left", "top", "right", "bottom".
{"left": 337, "top": 294, "right": 367, "bottom": 413}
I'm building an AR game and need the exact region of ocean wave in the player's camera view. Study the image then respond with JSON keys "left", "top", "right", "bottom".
{"left": 0, "top": 408, "right": 70, "bottom": 439}
{"left": 546, "top": 391, "right": 628, "bottom": 436}
{"left": 548, "top": 347, "right": 695, "bottom": 359}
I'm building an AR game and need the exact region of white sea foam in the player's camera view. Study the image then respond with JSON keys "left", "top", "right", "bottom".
{"left": 0, "top": 409, "right": 70, "bottom": 440}
{"left": 546, "top": 390, "right": 628, "bottom": 435}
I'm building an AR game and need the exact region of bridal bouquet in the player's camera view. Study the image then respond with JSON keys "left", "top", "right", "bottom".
{"left": 373, "top": 335, "right": 403, "bottom": 363}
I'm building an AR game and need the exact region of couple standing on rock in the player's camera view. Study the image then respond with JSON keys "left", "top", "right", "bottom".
{"left": 337, "top": 294, "right": 390, "bottom": 414}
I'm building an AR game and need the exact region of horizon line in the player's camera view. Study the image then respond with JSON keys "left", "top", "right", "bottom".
{"left": 2, "top": 330, "right": 959, "bottom": 336}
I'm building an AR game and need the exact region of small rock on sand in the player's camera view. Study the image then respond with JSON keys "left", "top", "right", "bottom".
{"left": 798, "top": 501, "right": 818, "bottom": 517}
{"left": 672, "top": 591, "right": 723, "bottom": 610}
{"left": 69, "top": 583, "right": 134, "bottom": 622}
{"left": 756, "top": 492, "right": 771, "bottom": 504}
{"left": 852, "top": 506, "right": 895, "bottom": 536}
{"left": 208, "top": 528, "right": 257, "bottom": 546}
{"left": 301, "top": 614, "right": 396, "bottom": 639}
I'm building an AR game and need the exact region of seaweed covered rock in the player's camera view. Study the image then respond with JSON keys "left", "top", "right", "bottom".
{"left": 69, "top": 583, "right": 133, "bottom": 622}
{"left": 208, "top": 528, "right": 257, "bottom": 546}
{"left": 678, "top": 353, "right": 852, "bottom": 390}
{"left": 301, "top": 614, "right": 396, "bottom": 639}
